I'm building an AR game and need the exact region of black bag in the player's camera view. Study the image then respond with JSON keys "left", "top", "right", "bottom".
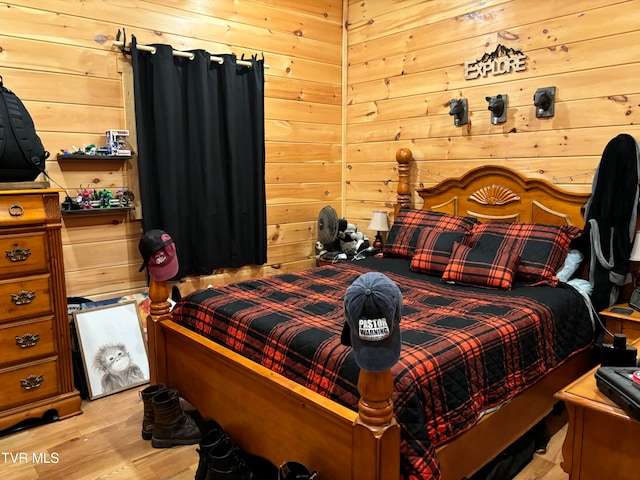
{"left": 0, "top": 75, "right": 49, "bottom": 181}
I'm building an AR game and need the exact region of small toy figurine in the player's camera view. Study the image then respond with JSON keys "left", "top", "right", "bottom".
{"left": 79, "top": 187, "right": 94, "bottom": 209}
{"left": 97, "top": 189, "right": 114, "bottom": 208}
{"left": 106, "top": 129, "right": 131, "bottom": 156}
{"left": 116, "top": 188, "right": 134, "bottom": 207}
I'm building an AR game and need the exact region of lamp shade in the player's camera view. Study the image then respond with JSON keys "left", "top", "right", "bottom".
{"left": 368, "top": 211, "right": 389, "bottom": 232}
{"left": 630, "top": 230, "right": 640, "bottom": 261}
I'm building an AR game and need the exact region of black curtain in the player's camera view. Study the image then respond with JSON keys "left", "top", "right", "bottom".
{"left": 130, "top": 36, "right": 266, "bottom": 277}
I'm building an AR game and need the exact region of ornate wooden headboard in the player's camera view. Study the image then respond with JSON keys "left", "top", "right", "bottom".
{"left": 394, "top": 148, "right": 591, "bottom": 229}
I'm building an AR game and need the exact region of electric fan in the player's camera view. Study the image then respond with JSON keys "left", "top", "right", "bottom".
{"left": 317, "top": 205, "right": 339, "bottom": 247}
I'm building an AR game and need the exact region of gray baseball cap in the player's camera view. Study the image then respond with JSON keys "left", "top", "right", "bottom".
{"left": 342, "top": 272, "right": 403, "bottom": 372}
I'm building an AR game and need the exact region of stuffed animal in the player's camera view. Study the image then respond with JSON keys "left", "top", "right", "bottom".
{"left": 315, "top": 241, "right": 326, "bottom": 257}
{"left": 339, "top": 223, "right": 370, "bottom": 255}
{"left": 354, "top": 230, "right": 370, "bottom": 253}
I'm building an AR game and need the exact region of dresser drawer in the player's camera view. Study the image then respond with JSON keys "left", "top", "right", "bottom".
{"left": 0, "top": 359, "right": 59, "bottom": 411}
{"left": 0, "top": 318, "right": 55, "bottom": 366}
{"left": 0, "top": 275, "right": 53, "bottom": 324}
{"left": 0, "top": 232, "right": 48, "bottom": 278}
{"left": 0, "top": 195, "right": 47, "bottom": 227}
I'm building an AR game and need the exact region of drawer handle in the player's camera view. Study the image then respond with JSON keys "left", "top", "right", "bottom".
{"left": 11, "top": 290, "right": 36, "bottom": 305}
{"left": 8, "top": 203, "right": 25, "bottom": 217}
{"left": 20, "top": 374, "right": 44, "bottom": 390}
{"left": 15, "top": 333, "right": 40, "bottom": 348}
{"left": 6, "top": 246, "right": 31, "bottom": 262}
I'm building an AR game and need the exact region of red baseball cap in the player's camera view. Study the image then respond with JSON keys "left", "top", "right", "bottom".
{"left": 138, "top": 229, "right": 179, "bottom": 281}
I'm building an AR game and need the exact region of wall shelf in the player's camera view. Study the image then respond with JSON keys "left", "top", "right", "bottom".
{"left": 61, "top": 206, "right": 135, "bottom": 216}
{"left": 57, "top": 154, "right": 132, "bottom": 161}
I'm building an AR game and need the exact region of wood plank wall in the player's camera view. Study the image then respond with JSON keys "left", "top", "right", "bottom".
{"left": 3, "top": 0, "right": 640, "bottom": 300}
{"left": 345, "top": 0, "right": 640, "bottom": 230}
{"left": 0, "top": 0, "right": 342, "bottom": 299}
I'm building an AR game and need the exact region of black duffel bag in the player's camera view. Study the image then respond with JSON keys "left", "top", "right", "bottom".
{"left": 0, "top": 75, "right": 49, "bottom": 181}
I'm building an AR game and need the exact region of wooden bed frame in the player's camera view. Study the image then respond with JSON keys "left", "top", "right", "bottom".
{"left": 146, "top": 148, "right": 593, "bottom": 480}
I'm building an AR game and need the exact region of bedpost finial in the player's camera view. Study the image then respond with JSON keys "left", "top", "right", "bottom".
{"left": 357, "top": 369, "right": 395, "bottom": 426}
{"left": 396, "top": 148, "right": 412, "bottom": 164}
{"left": 396, "top": 148, "right": 412, "bottom": 211}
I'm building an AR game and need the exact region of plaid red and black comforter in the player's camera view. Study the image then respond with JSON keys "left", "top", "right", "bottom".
{"left": 172, "top": 256, "right": 594, "bottom": 479}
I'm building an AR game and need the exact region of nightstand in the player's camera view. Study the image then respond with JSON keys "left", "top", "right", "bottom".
{"left": 555, "top": 339, "right": 640, "bottom": 480}
{"left": 599, "top": 303, "right": 640, "bottom": 343}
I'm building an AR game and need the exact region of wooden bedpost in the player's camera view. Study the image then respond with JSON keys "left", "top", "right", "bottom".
{"left": 395, "top": 147, "right": 413, "bottom": 215}
{"left": 146, "top": 277, "right": 171, "bottom": 384}
{"left": 352, "top": 369, "right": 401, "bottom": 479}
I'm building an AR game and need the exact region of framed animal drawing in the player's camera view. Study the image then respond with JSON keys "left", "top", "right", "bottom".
{"left": 73, "top": 301, "right": 150, "bottom": 400}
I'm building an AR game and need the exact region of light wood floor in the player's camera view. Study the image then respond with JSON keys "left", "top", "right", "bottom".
{"left": 0, "top": 386, "right": 570, "bottom": 480}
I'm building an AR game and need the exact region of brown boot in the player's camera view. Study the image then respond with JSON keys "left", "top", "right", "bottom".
{"left": 140, "top": 383, "right": 167, "bottom": 440}
{"left": 151, "top": 388, "right": 202, "bottom": 448}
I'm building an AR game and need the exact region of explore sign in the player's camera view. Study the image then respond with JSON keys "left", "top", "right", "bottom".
{"left": 464, "top": 44, "right": 527, "bottom": 80}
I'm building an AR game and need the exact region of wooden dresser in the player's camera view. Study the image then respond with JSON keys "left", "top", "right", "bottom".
{"left": 0, "top": 188, "right": 82, "bottom": 431}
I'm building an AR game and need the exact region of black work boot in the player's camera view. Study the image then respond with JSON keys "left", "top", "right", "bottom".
{"left": 195, "top": 425, "right": 227, "bottom": 480}
{"left": 139, "top": 383, "right": 166, "bottom": 440}
{"left": 205, "top": 436, "right": 256, "bottom": 480}
{"left": 278, "top": 461, "right": 317, "bottom": 480}
{"left": 150, "top": 388, "right": 202, "bottom": 448}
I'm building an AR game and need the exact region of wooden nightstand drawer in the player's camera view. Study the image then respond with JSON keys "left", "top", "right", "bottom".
{"left": 0, "top": 195, "right": 47, "bottom": 227}
{"left": 0, "top": 232, "right": 48, "bottom": 278}
{"left": 620, "top": 322, "right": 640, "bottom": 343}
{"left": 0, "top": 275, "right": 53, "bottom": 324}
{"left": 0, "top": 359, "right": 59, "bottom": 411}
{"left": 600, "top": 304, "right": 640, "bottom": 344}
{"left": 0, "top": 318, "right": 55, "bottom": 366}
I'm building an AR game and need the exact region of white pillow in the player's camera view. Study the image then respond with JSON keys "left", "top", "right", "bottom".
{"left": 566, "top": 277, "right": 592, "bottom": 296}
{"left": 556, "top": 249, "right": 584, "bottom": 283}
{"left": 567, "top": 278, "right": 596, "bottom": 330}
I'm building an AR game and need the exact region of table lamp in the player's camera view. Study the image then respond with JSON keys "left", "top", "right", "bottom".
{"left": 368, "top": 210, "right": 389, "bottom": 249}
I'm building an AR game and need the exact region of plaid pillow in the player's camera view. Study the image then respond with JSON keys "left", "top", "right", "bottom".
{"left": 442, "top": 242, "right": 520, "bottom": 290}
{"left": 383, "top": 207, "right": 477, "bottom": 258}
{"left": 463, "top": 222, "right": 581, "bottom": 285}
{"left": 410, "top": 230, "right": 465, "bottom": 275}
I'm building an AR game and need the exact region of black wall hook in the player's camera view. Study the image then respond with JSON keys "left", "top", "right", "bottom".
{"left": 448, "top": 98, "right": 468, "bottom": 126}
{"left": 486, "top": 94, "right": 508, "bottom": 124}
{"left": 534, "top": 87, "right": 556, "bottom": 118}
